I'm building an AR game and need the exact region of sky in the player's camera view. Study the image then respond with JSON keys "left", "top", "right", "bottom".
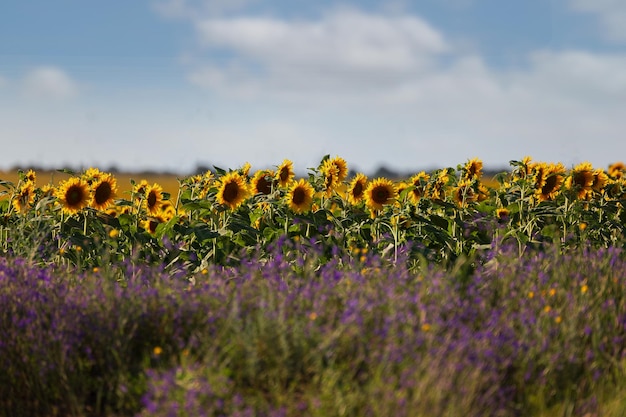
{"left": 1, "top": 0, "right": 625, "bottom": 176}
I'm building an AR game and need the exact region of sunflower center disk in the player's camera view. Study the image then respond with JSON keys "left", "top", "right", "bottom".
{"left": 95, "top": 183, "right": 112, "bottom": 204}
{"left": 67, "top": 187, "right": 84, "bottom": 206}
{"left": 292, "top": 189, "right": 306, "bottom": 205}
{"left": 223, "top": 182, "right": 240, "bottom": 203}
{"left": 148, "top": 194, "right": 157, "bottom": 207}
{"left": 257, "top": 178, "right": 271, "bottom": 195}
{"left": 373, "top": 189, "right": 389, "bottom": 204}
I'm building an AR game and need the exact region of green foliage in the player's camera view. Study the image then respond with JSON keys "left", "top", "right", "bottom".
{"left": 2, "top": 158, "right": 626, "bottom": 416}
{"left": 2, "top": 158, "right": 626, "bottom": 275}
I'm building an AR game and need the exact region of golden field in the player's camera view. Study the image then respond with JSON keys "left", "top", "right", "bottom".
{"left": 0, "top": 170, "right": 184, "bottom": 200}
{"left": 1, "top": 168, "right": 500, "bottom": 201}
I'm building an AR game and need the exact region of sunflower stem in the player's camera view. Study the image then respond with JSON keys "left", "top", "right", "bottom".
{"left": 519, "top": 183, "right": 528, "bottom": 256}
{"left": 392, "top": 215, "right": 399, "bottom": 264}
{"left": 562, "top": 196, "right": 569, "bottom": 245}
{"left": 174, "top": 180, "right": 183, "bottom": 216}
{"left": 59, "top": 211, "right": 64, "bottom": 258}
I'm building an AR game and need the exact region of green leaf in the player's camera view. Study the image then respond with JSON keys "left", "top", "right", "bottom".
{"left": 0, "top": 180, "right": 15, "bottom": 189}
{"left": 263, "top": 227, "right": 278, "bottom": 241}
{"left": 181, "top": 200, "right": 213, "bottom": 211}
{"left": 56, "top": 168, "right": 77, "bottom": 177}
{"left": 193, "top": 224, "right": 220, "bottom": 242}
{"left": 429, "top": 214, "right": 449, "bottom": 230}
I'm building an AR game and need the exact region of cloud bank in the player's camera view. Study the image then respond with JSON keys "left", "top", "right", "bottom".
{"left": 175, "top": 8, "right": 626, "bottom": 169}
{"left": 569, "top": 0, "right": 626, "bottom": 42}
{"left": 190, "top": 9, "right": 449, "bottom": 100}
{"left": 2, "top": 3, "right": 626, "bottom": 174}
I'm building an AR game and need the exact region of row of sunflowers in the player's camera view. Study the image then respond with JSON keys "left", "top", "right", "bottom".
{"left": 2, "top": 156, "right": 626, "bottom": 273}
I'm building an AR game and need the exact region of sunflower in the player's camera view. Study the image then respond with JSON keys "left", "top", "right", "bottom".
{"left": 606, "top": 178, "right": 626, "bottom": 199}
{"left": 592, "top": 169, "right": 609, "bottom": 193}
{"left": 56, "top": 177, "right": 92, "bottom": 215}
{"left": 565, "top": 162, "right": 594, "bottom": 200}
{"left": 407, "top": 172, "right": 430, "bottom": 204}
{"left": 12, "top": 182, "right": 35, "bottom": 213}
{"left": 202, "top": 170, "right": 215, "bottom": 183}
{"left": 364, "top": 177, "right": 396, "bottom": 212}
{"left": 24, "top": 169, "right": 37, "bottom": 184}
{"left": 495, "top": 207, "right": 510, "bottom": 221}
{"left": 187, "top": 174, "right": 203, "bottom": 186}
{"left": 514, "top": 156, "right": 534, "bottom": 179}
{"left": 396, "top": 180, "right": 407, "bottom": 193}
{"left": 608, "top": 162, "right": 625, "bottom": 179}
{"left": 133, "top": 180, "right": 150, "bottom": 199}
{"left": 462, "top": 158, "right": 483, "bottom": 181}
{"left": 320, "top": 159, "right": 340, "bottom": 197}
{"left": 453, "top": 179, "right": 477, "bottom": 207}
{"left": 251, "top": 170, "right": 275, "bottom": 195}
{"left": 216, "top": 171, "right": 250, "bottom": 210}
{"left": 142, "top": 216, "right": 164, "bottom": 235}
{"left": 429, "top": 170, "right": 449, "bottom": 201}
{"left": 287, "top": 178, "right": 315, "bottom": 213}
{"left": 327, "top": 156, "right": 348, "bottom": 183}
{"left": 521, "top": 156, "right": 534, "bottom": 172}
{"left": 159, "top": 201, "right": 177, "bottom": 221}
{"left": 239, "top": 162, "right": 252, "bottom": 177}
{"left": 477, "top": 183, "right": 490, "bottom": 202}
{"left": 40, "top": 184, "right": 55, "bottom": 198}
{"left": 276, "top": 159, "right": 295, "bottom": 187}
{"left": 536, "top": 163, "right": 565, "bottom": 202}
{"left": 90, "top": 173, "right": 118, "bottom": 211}
{"left": 82, "top": 167, "right": 104, "bottom": 186}
{"left": 144, "top": 183, "right": 164, "bottom": 215}
{"left": 532, "top": 162, "right": 548, "bottom": 191}
{"left": 347, "top": 173, "right": 368, "bottom": 205}
{"left": 197, "top": 170, "right": 216, "bottom": 199}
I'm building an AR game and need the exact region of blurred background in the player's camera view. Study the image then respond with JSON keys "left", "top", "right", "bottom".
{"left": 1, "top": 0, "right": 625, "bottom": 177}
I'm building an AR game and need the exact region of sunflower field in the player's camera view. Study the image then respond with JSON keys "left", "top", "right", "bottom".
{"left": 1, "top": 156, "right": 626, "bottom": 416}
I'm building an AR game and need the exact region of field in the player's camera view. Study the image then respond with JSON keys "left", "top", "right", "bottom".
{"left": 2, "top": 156, "right": 626, "bottom": 416}
{"left": 0, "top": 169, "right": 184, "bottom": 201}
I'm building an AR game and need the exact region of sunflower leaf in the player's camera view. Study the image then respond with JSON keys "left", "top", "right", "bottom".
{"left": 0, "top": 180, "right": 15, "bottom": 189}
{"left": 56, "top": 168, "right": 76, "bottom": 176}
{"left": 193, "top": 224, "right": 220, "bottom": 242}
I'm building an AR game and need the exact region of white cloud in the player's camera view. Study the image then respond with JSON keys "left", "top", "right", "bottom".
{"left": 184, "top": 43, "right": 626, "bottom": 171}
{"left": 569, "top": 0, "right": 626, "bottom": 42}
{"left": 190, "top": 9, "right": 449, "bottom": 100}
{"left": 512, "top": 50, "right": 626, "bottom": 103}
{"left": 185, "top": 8, "right": 626, "bottom": 165}
{"left": 21, "top": 66, "right": 79, "bottom": 100}
{"left": 4, "top": 7, "right": 626, "bottom": 174}
{"left": 197, "top": 10, "right": 449, "bottom": 65}
{"left": 3, "top": 43, "right": 626, "bottom": 173}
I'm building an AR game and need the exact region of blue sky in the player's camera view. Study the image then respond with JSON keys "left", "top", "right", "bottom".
{"left": 1, "top": 0, "right": 625, "bottom": 175}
